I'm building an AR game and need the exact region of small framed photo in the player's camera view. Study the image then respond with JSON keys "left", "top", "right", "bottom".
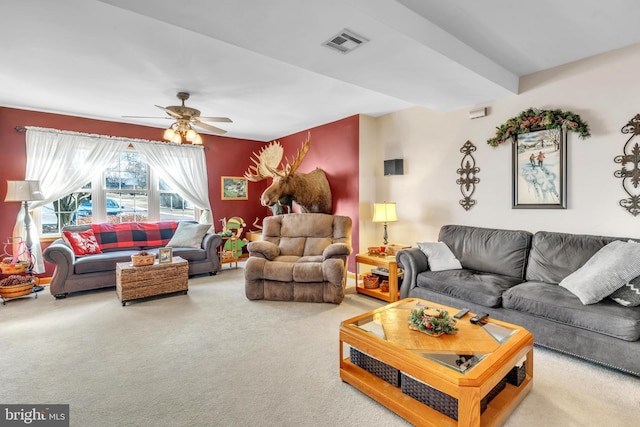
{"left": 221, "top": 176, "right": 248, "bottom": 200}
{"left": 158, "top": 247, "right": 173, "bottom": 264}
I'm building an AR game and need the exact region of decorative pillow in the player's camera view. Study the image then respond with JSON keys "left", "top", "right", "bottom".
{"left": 609, "top": 275, "right": 640, "bottom": 307}
{"left": 417, "top": 241, "right": 462, "bottom": 272}
{"left": 166, "top": 222, "right": 210, "bottom": 248}
{"left": 91, "top": 221, "right": 178, "bottom": 250}
{"left": 559, "top": 240, "right": 640, "bottom": 305}
{"left": 62, "top": 230, "right": 102, "bottom": 256}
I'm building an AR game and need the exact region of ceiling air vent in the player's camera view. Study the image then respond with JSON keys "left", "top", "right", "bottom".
{"left": 323, "top": 29, "right": 369, "bottom": 54}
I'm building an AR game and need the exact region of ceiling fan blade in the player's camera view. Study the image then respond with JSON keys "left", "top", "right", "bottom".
{"left": 193, "top": 120, "right": 227, "bottom": 135}
{"left": 197, "top": 116, "right": 233, "bottom": 123}
{"left": 155, "top": 105, "right": 183, "bottom": 119}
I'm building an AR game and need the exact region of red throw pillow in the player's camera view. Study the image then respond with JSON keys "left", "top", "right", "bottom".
{"left": 62, "top": 230, "right": 103, "bottom": 256}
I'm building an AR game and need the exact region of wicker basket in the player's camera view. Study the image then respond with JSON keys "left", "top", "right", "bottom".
{"left": 0, "top": 262, "right": 29, "bottom": 274}
{"left": 401, "top": 372, "right": 505, "bottom": 420}
{"left": 380, "top": 280, "right": 389, "bottom": 292}
{"left": 0, "top": 282, "right": 34, "bottom": 299}
{"left": 350, "top": 347, "right": 400, "bottom": 386}
{"left": 131, "top": 254, "right": 155, "bottom": 267}
{"left": 363, "top": 274, "right": 379, "bottom": 289}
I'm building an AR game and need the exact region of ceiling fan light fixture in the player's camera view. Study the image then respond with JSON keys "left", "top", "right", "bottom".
{"left": 186, "top": 127, "right": 197, "bottom": 142}
{"left": 139, "top": 92, "right": 229, "bottom": 144}
{"left": 163, "top": 127, "right": 176, "bottom": 141}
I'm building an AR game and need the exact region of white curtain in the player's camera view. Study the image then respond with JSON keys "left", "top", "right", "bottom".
{"left": 17, "top": 127, "right": 212, "bottom": 273}
{"left": 132, "top": 141, "right": 213, "bottom": 223}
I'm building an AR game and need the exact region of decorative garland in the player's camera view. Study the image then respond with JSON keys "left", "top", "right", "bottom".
{"left": 487, "top": 108, "right": 591, "bottom": 147}
{"left": 408, "top": 307, "right": 458, "bottom": 336}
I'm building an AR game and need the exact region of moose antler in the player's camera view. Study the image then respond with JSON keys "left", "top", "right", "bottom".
{"left": 268, "top": 133, "right": 311, "bottom": 178}
{"left": 245, "top": 133, "right": 312, "bottom": 181}
{"left": 244, "top": 141, "right": 284, "bottom": 182}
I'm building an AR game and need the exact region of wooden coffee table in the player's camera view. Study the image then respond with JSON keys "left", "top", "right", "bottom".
{"left": 340, "top": 298, "right": 533, "bottom": 427}
{"left": 116, "top": 256, "right": 189, "bottom": 306}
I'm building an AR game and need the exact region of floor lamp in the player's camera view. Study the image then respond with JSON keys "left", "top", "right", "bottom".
{"left": 4, "top": 180, "right": 45, "bottom": 291}
{"left": 372, "top": 202, "right": 398, "bottom": 245}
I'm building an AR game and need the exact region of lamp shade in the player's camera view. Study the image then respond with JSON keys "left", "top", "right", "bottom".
{"left": 5, "top": 180, "right": 44, "bottom": 202}
{"left": 372, "top": 202, "right": 398, "bottom": 223}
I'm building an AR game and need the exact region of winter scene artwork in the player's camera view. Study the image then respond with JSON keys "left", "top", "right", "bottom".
{"left": 513, "top": 128, "right": 566, "bottom": 209}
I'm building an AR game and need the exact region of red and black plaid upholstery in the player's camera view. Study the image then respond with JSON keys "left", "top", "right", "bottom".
{"left": 90, "top": 222, "right": 178, "bottom": 250}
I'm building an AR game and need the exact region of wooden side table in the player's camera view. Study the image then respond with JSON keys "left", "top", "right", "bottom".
{"left": 355, "top": 253, "right": 401, "bottom": 302}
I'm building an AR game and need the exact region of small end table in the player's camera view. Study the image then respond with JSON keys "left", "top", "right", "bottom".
{"left": 355, "top": 252, "right": 401, "bottom": 302}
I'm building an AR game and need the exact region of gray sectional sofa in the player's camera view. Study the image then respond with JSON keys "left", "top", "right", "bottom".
{"left": 43, "top": 221, "right": 222, "bottom": 299}
{"left": 396, "top": 225, "right": 640, "bottom": 376}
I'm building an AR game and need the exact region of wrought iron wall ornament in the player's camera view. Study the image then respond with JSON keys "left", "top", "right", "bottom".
{"left": 456, "top": 141, "right": 480, "bottom": 210}
{"left": 614, "top": 114, "right": 640, "bottom": 216}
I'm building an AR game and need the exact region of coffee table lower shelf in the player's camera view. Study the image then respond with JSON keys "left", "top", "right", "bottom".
{"left": 340, "top": 358, "right": 532, "bottom": 427}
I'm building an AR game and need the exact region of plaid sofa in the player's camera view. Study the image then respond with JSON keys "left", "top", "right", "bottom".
{"left": 43, "top": 221, "right": 222, "bottom": 298}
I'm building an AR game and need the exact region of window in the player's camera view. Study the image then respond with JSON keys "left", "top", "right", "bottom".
{"left": 37, "top": 150, "right": 198, "bottom": 236}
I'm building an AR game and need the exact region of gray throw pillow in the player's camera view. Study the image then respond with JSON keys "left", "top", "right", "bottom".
{"left": 609, "top": 276, "right": 640, "bottom": 307}
{"left": 167, "top": 222, "right": 210, "bottom": 248}
{"left": 417, "top": 241, "right": 462, "bottom": 272}
{"left": 559, "top": 240, "right": 640, "bottom": 305}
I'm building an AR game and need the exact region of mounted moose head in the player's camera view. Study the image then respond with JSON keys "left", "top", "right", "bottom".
{"left": 244, "top": 133, "right": 332, "bottom": 214}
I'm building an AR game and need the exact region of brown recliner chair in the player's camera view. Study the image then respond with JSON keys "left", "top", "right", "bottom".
{"left": 244, "top": 213, "right": 352, "bottom": 303}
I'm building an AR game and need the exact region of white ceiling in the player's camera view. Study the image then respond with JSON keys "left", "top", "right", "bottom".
{"left": 2, "top": 0, "right": 640, "bottom": 142}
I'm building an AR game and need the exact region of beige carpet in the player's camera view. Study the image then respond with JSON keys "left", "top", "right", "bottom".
{"left": 1, "top": 265, "right": 638, "bottom": 427}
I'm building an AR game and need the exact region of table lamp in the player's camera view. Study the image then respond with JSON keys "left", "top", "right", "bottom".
{"left": 372, "top": 202, "right": 398, "bottom": 245}
{"left": 4, "top": 180, "right": 45, "bottom": 286}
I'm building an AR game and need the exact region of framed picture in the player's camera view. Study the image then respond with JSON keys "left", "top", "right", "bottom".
{"left": 158, "top": 247, "right": 173, "bottom": 264}
{"left": 221, "top": 176, "right": 248, "bottom": 200}
{"left": 513, "top": 128, "right": 567, "bottom": 209}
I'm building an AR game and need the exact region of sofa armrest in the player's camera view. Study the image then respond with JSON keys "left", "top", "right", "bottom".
{"left": 247, "top": 241, "right": 280, "bottom": 260}
{"left": 323, "top": 243, "right": 352, "bottom": 260}
{"left": 202, "top": 233, "right": 222, "bottom": 252}
{"left": 396, "top": 248, "right": 429, "bottom": 299}
{"left": 43, "top": 239, "right": 76, "bottom": 296}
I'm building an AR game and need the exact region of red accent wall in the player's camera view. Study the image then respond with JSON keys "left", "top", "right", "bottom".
{"left": 0, "top": 108, "right": 360, "bottom": 275}
{"left": 275, "top": 116, "right": 360, "bottom": 269}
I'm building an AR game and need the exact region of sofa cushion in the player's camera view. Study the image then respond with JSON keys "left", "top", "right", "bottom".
{"left": 304, "top": 237, "right": 333, "bottom": 257}
{"left": 503, "top": 281, "right": 640, "bottom": 341}
{"left": 91, "top": 221, "right": 178, "bottom": 250}
{"left": 166, "top": 222, "right": 209, "bottom": 248}
{"left": 438, "top": 225, "right": 532, "bottom": 279}
{"left": 526, "top": 231, "right": 623, "bottom": 284}
{"left": 416, "top": 241, "right": 462, "bottom": 271}
{"left": 62, "top": 229, "right": 102, "bottom": 256}
{"left": 74, "top": 250, "right": 140, "bottom": 274}
{"left": 293, "top": 261, "right": 324, "bottom": 283}
{"left": 416, "top": 269, "right": 524, "bottom": 308}
{"left": 170, "top": 247, "right": 206, "bottom": 261}
{"left": 278, "top": 237, "right": 306, "bottom": 256}
{"left": 264, "top": 261, "right": 295, "bottom": 282}
{"left": 609, "top": 276, "right": 640, "bottom": 307}
{"left": 559, "top": 240, "right": 640, "bottom": 304}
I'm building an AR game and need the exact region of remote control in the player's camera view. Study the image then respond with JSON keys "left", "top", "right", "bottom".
{"left": 453, "top": 308, "right": 470, "bottom": 319}
{"left": 470, "top": 313, "right": 490, "bottom": 324}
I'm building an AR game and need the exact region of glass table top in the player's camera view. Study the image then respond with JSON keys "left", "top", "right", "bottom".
{"left": 349, "top": 300, "right": 519, "bottom": 374}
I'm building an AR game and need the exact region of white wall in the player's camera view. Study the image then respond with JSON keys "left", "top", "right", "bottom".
{"left": 360, "top": 43, "right": 640, "bottom": 250}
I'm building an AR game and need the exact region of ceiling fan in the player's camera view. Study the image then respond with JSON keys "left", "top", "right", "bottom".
{"left": 125, "top": 92, "right": 232, "bottom": 143}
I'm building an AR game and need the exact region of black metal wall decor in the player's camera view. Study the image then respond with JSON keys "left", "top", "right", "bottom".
{"left": 614, "top": 114, "right": 640, "bottom": 216}
{"left": 456, "top": 141, "right": 480, "bottom": 210}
